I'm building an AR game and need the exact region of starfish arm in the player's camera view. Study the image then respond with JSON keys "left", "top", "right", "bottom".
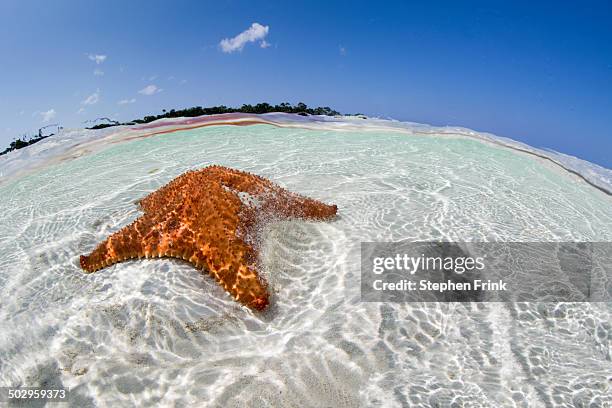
{"left": 80, "top": 218, "right": 152, "bottom": 273}
{"left": 137, "top": 172, "right": 192, "bottom": 216}
{"left": 202, "top": 166, "right": 337, "bottom": 220}
{"left": 264, "top": 192, "right": 338, "bottom": 221}
{"left": 196, "top": 240, "right": 269, "bottom": 311}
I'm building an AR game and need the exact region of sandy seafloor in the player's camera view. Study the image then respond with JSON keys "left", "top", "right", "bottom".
{"left": 0, "top": 114, "right": 610, "bottom": 407}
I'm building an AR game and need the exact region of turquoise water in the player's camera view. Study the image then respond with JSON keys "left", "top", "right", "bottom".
{"left": 0, "top": 124, "right": 610, "bottom": 407}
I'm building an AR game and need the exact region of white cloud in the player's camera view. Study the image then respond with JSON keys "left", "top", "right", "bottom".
{"left": 339, "top": 45, "right": 347, "bottom": 56}
{"left": 93, "top": 68, "right": 104, "bottom": 76}
{"left": 138, "top": 84, "right": 162, "bottom": 95}
{"left": 77, "top": 107, "right": 85, "bottom": 114}
{"left": 88, "top": 54, "right": 107, "bottom": 64}
{"left": 260, "top": 40, "right": 271, "bottom": 49}
{"left": 179, "top": 79, "right": 187, "bottom": 85}
{"left": 40, "top": 109, "right": 56, "bottom": 122}
{"left": 219, "top": 22, "right": 270, "bottom": 53}
{"left": 82, "top": 89, "right": 100, "bottom": 105}
{"left": 118, "top": 98, "right": 136, "bottom": 105}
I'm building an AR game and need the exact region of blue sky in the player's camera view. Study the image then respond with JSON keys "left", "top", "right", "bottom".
{"left": 1, "top": 0, "right": 611, "bottom": 167}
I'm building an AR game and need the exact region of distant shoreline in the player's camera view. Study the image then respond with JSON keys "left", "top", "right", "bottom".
{"left": 1, "top": 102, "right": 358, "bottom": 157}
{"left": 1, "top": 112, "right": 609, "bottom": 197}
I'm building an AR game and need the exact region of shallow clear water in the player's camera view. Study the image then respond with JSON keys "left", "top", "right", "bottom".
{"left": 0, "top": 124, "right": 610, "bottom": 407}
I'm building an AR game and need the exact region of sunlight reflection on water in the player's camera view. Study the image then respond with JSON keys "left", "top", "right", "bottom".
{"left": 0, "top": 124, "right": 610, "bottom": 407}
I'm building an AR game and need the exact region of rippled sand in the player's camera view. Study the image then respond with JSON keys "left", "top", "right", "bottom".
{"left": 0, "top": 121, "right": 610, "bottom": 407}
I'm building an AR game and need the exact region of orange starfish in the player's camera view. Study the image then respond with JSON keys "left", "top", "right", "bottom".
{"left": 79, "top": 165, "right": 337, "bottom": 310}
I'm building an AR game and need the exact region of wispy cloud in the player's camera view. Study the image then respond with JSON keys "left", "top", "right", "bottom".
{"left": 118, "top": 98, "right": 136, "bottom": 105}
{"left": 93, "top": 68, "right": 104, "bottom": 76}
{"left": 339, "top": 45, "right": 347, "bottom": 56}
{"left": 87, "top": 54, "right": 107, "bottom": 64}
{"left": 82, "top": 89, "right": 100, "bottom": 105}
{"left": 77, "top": 107, "right": 85, "bottom": 114}
{"left": 40, "top": 109, "right": 56, "bottom": 122}
{"left": 219, "top": 22, "right": 270, "bottom": 53}
{"left": 138, "top": 84, "right": 162, "bottom": 95}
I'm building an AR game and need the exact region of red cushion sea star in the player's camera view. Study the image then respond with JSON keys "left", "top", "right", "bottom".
{"left": 80, "top": 165, "right": 337, "bottom": 310}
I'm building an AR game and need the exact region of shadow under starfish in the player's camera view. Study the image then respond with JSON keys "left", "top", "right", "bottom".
{"left": 79, "top": 165, "right": 338, "bottom": 310}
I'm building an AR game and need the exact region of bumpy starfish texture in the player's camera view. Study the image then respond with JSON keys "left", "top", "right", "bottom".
{"left": 79, "top": 165, "right": 337, "bottom": 310}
